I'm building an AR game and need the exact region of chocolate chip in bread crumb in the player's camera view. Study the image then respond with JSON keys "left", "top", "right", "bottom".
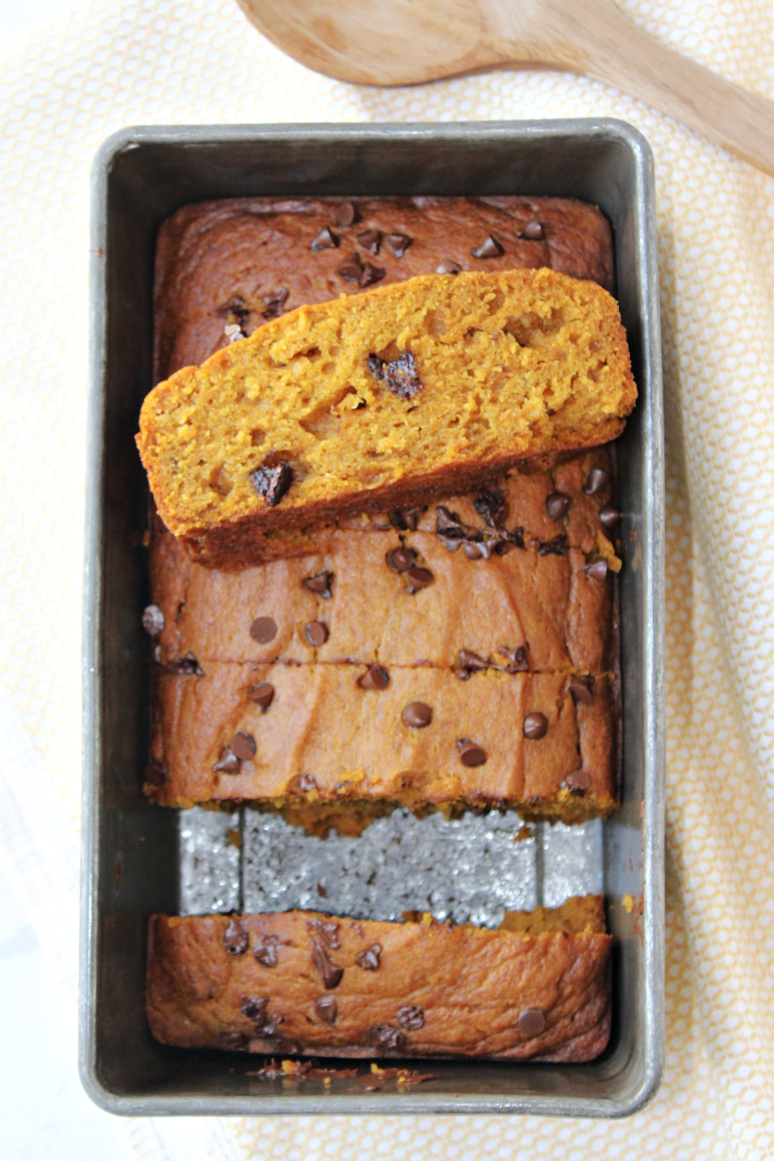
{"left": 338, "top": 255, "right": 364, "bottom": 282}
{"left": 250, "top": 616, "right": 278, "bottom": 644}
{"left": 333, "top": 201, "right": 358, "bottom": 228}
{"left": 305, "top": 620, "right": 329, "bottom": 647}
{"left": 223, "top": 918, "right": 249, "bottom": 955}
{"left": 357, "top": 228, "right": 382, "bottom": 254}
{"left": 518, "top": 220, "right": 544, "bottom": 240}
{"left": 387, "top": 232, "right": 412, "bottom": 257}
{"left": 406, "top": 566, "right": 433, "bottom": 594}
{"left": 314, "top": 996, "right": 338, "bottom": 1025}
{"left": 241, "top": 996, "right": 269, "bottom": 1024}
{"left": 474, "top": 489, "right": 507, "bottom": 528}
{"left": 569, "top": 675, "right": 595, "bottom": 705}
{"left": 545, "top": 491, "right": 571, "bottom": 521}
{"left": 287, "top": 773, "right": 319, "bottom": 794}
{"left": 498, "top": 644, "right": 529, "bottom": 673}
{"left": 455, "top": 649, "right": 488, "bottom": 680}
{"left": 599, "top": 504, "right": 622, "bottom": 533}
{"left": 312, "top": 940, "right": 344, "bottom": 989}
{"left": 358, "top": 664, "right": 390, "bottom": 691}
{"left": 307, "top": 918, "right": 342, "bottom": 949}
{"left": 356, "top": 944, "right": 382, "bottom": 971}
{"left": 471, "top": 234, "right": 504, "bottom": 259}
{"left": 368, "top": 350, "right": 423, "bottom": 400}
{"left": 217, "top": 294, "right": 250, "bottom": 328}
{"left": 397, "top": 1005, "right": 425, "bottom": 1031}
{"left": 231, "top": 731, "right": 257, "bottom": 761}
{"left": 310, "top": 227, "right": 339, "bottom": 252}
{"left": 302, "top": 570, "right": 334, "bottom": 598}
{"left": 457, "top": 739, "right": 488, "bottom": 767}
{"left": 436, "top": 259, "right": 462, "bottom": 274}
{"left": 388, "top": 506, "right": 424, "bottom": 532}
{"left": 402, "top": 701, "right": 432, "bottom": 729}
{"left": 523, "top": 712, "right": 548, "bottom": 740}
{"left": 361, "top": 261, "right": 386, "bottom": 288}
{"left": 565, "top": 769, "right": 591, "bottom": 795}
{"left": 388, "top": 545, "right": 417, "bottom": 572}
{"left": 248, "top": 682, "right": 275, "bottom": 710}
{"left": 250, "top": 462, "right": 292, "bottom": 506}
{"left": 165, "top": 652, "right": 205, "bottom": 675}
{"left": 143, "top": 763, "right": 167, "bottom": 787}
{"left": 584, "top": 558, "right": 609, "bottom": 581}
{"left": 262, "top": 288, "right": 290, "bottom": 319}
{"left": 253, "top": 936, "right": 279, "bottom": 967}
{"left": 518, "top": 1008, "right": 546, "bottom": 1037}
{"left": 538, "top": 534, "right": 567, "bottom": 557}
{"left": 213, "top": 747, "right": 241, "bottom": 774}
{"left": 583, "top": 467, "right": 609, "bottom": 495}
{"left": 364, "top": 1025, "right": 407, "bottom": 1052}
{"left": 142, "top": 604, "right": 164, "bottom": 636}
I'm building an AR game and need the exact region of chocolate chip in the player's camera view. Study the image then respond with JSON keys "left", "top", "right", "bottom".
{"left": 569, "top": 675, "right": 595, "bottom": 706}
{"left": 165, "top": 652, "right": 205, "bottom": 676}
{"left": 358, "top": 664, "right": 390, "bottom": 690}
{"left": 436, "top": 259, "right": 461, "bottom": 274}
{"left": 223, "top": 918, "right": 249, "bottom": 955}
{"left": 545, "top": 491, "right": 571, "bottom": 522}
{"left": 143, "top": 763, "right": 166, "bottom": 787}
{"left": 307, "top": 918, "right": 342, "bottom": 949}
{"left": 457, "top": 740, "right": 487, "bottom": 767}
{"left": 314, "top": 996, "right": 338, "bottom": 1025}
{"left": 402, "top": 701, "right": 432, "bottom": 728}
{"left": 220, "top": 1031, "right": 248, "bottom": 1051}
{"left": 364, "top": 1025, "right": 407, "bottom": 1052}
{"left": 474, "top": 489, "right": 507, "bottom": 528}
{"left": 360, "top": 262, "right": 386, "bottom": 288}
{"left": 565, "top": 768, "right": 591, "bottom": 794}
{"left": 498, "top": 644, "right": 529, "bottom": 673}
{"left": 356, "top": 944, "right": 382, "bottom": 971}
{"left": 388, "top": 506, "right": 424, "bottom": 531}
{"left": 302, "top": 570, "right": 334, "bottom": 598}
{"left": 241, "top": 995, "right": 269, "bottom": 1024}
{"left": 305, "top": 620, "right": 329, "bottom": 647}
{"left": 250, "top": 461, "right": 292, "bottom": 506}
{"left": 406, "top": 565, "right": 433, "bottom": 594}
{"left": 471, "top": 234, "right": 504, "bottom": 259}
{"left": 217, "top": 294, "right": 250, "bottom": 327}
{"left": 463, "top": 541, "right": 489, "bottom": 561}
{"left": 250, "top": 616, "right": 278, "bottom": 644}
{"left": 213, "top": 747, "right": 241, "bottom": 774}
{"left": 142, "top": 604, "right": 165, "bottom": 636}
{"left": 599, "top": 505, "right": 622, "bottom": 533}
{"left": 248, "top": 682, "right": 275, "bottom": 710}
{"left": 387, "top": 232, "right": 412, "bottom": 257}
{"left": 262, "top": 287, "right": 290, "bottom": 319}
{"left": 523, "top": 712, "right": 548, "bottom": 740}
{"left": 333, "top": 201, "right": 357, "bottom": 228}
{"left": 231, "top": 731, "right": 256, "bottom": 761}
{"left": 509, "top": 526, "right": 526, "bottom": 549}
{"left": 388, "top": 545, "right": 417, "bottom": 572}
{"left": 438, "top": 534, "right": 463, "bottom": 553}
{"left": 518, "top": 1008, "right": 546, "bottom": 1037}
{"left": 518, "top": 220, "right": 544, "bottom": 240}
{"left": 583, "top": 467, "right": 609, "bottom": 495}
{"left": 310, "top": 226, "right": 339, "bottom": 252}
{"left": 368, "top": 351, "right": 422, "bottom": 400}
{"left": 455, "top": 649, "right": 488, "bottom": 679}
{"left": 538, "top": 534, "right": 567, "bottom": 556}
{"left": 253, "top": 936, "right": 279, "bottom": 968}
{"left": 584, "top": 559, "right": 609, "bottom": 581}
{"left": 287, "top": 773, "right": 319, "bottom": 794}
{"left": 397, "top": 1005, "right": 425, "bottom": 1031}
{"left": 312, "top": 940, "right": 344, "bottom": 989}
{"left": 357, "top": 228, "right": 381, "bottom": 254}
{"left": 338, "top": 252, "right": 363, "bottom": 281}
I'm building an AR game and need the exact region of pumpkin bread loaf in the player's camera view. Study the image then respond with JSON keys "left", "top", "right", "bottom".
{"left": 146, "top": 897, "right": 611, "bottom": 1061}
{"left": 138, "top": 268, "right": 635, "bottom": 568}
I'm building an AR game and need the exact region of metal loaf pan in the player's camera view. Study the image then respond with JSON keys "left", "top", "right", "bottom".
{"left": 82, "top": 121, "right": 664, "bottom": 1117}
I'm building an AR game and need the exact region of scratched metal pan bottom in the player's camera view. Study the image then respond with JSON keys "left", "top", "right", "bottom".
{"left": 82, "top": 120, "right": 664, "bottom": 1117}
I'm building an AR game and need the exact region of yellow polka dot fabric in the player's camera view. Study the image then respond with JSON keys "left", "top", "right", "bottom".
{"left": 0, "top": 0, "right": 772, "bottom": 1157}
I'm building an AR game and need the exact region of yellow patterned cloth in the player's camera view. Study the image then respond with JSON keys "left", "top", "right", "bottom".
{"left": 0, "top": 0, "right": 772, "bottom": 1157}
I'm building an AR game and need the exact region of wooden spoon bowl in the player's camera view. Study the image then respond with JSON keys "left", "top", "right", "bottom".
{"left": 237, "top": 0, "right": 774, "bottom": 176}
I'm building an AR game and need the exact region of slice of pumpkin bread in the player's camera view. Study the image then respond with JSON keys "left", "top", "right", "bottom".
{"left": 137, "top": 268, "right": 636, "bottom": 567}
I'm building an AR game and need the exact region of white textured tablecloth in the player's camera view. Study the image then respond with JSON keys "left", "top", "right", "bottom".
{"left": 0, "top": 0, "right": 773, "bottom": 1157}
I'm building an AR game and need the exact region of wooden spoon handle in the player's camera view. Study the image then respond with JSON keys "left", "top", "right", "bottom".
{"left": 550, "top": 0, "right": 774, "bottom": 176}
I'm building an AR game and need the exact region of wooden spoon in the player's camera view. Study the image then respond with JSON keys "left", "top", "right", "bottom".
{"left": 236, "top": 0, "right": 774, "bottom": 176}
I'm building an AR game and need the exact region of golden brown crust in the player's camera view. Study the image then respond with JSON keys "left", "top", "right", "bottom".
{"left": 147, "top": 663, "right": 617, "bottom": 821}
{"left": 138, "top": 268, "right": 635, "bottom": 568}
{"left": 146, "top": 905, "right": 612, "bottom": 1061}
